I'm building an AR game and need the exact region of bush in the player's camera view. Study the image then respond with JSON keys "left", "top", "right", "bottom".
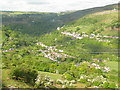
{"left": 101, "top": 82, "right": 109, "bottom": 88}
{"left": 76, "top": 27, "right": 80, "bottom": 31}
{"left": 92, "top": 81, "right": 101, "bottom": 86}
{"left": 78, "top": 78, "right": 87, "bottom": 83}
{"left": 63, "top": 73, "right": 74, "bottom": 80}
{"left": 10, "top": 65, "right": 38, "bottom": 85}
{"left": 100, "top": 81, "right": 117, "bottom": 88}
{"left": 35, "top": 74, "right": 56, "bottom": 88}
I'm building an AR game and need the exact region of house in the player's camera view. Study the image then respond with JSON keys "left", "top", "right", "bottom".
{"left": 59, "top": 50, "right": 63, "bottom": 52}
{"left": 57, "top": 27, "right": 60, "bottom": 30}
{"left": 9, "top": 48, "right": 14, "bottom": 50}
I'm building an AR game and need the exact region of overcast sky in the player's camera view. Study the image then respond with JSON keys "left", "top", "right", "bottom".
{"left": 0, "top": 0, "right": 119, "bottom": 12}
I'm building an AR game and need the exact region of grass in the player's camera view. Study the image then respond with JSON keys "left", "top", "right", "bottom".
{"left": 101, "top": 28, "right": 118, "bottom": 36}
{"left": 105, "top": 61, "right": 118, "bottom": 83}
{"left": 38, "top": 71, "right": 63, "bottom": 80}
{"left": 105, "top": 61, "right": 118, "bottom": 72}
{"left": 1, "top": 11, "right": 49, "bottom": 15}
{"left": 73, "top": 83, "right": 86, "bottom": 88}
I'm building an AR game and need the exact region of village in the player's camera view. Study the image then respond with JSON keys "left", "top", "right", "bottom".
{"left": 61, "top": 31, "right": 118, "bottom": 42}
{"left": 36, "top": 42, "right": 74, "bottom": 62}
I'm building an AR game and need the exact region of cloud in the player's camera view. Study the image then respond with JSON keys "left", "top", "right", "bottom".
{"left": 26, "top": 0, "right": 50, "bottom": 5}
{"left": 28, "top": 2, "right": 49, "bottom": 5}
{"left": 0, "top": 0, "right": 118, "bottom": 12}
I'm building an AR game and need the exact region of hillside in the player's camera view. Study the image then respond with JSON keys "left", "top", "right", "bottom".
{"left": 2, "top": 12, "right": 63, "bottom": 35}
{"left": 58, "top": 3, "right": 118, "bottom": 23}
{"left": 38, "top": 9, "right": 119, "bottom": 60}
{"left": 1, "top": 4, "right": 118, "bottom": 36}
{"left": 1, "top": 4, "right": 119, "bottom": 89}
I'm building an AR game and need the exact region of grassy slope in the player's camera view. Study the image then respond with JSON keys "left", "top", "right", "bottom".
{"left": 38, "top": 71, "right": 63, "bottom": 80}
{"left": 2, "top": 69, "right": 33, "bottom": 88}
{"left": 58, "top": 4, "right": 117, "bottom": 24}
{"left": 40, "top": 10, "right": 118, "bottom": 39}
{"left": 39, "top": 10, "right": 118, "bottom": 56}
{"left": 67, "top": 10, "right": 118, "bottom": 35}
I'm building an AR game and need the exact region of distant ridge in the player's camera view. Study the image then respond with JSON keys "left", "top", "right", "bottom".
{"left": 1, "top": 3, "right": 118, "bottom": 35}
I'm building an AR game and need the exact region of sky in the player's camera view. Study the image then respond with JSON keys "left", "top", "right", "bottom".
{"left": 0, "top": 0, "right": 119, "bottom": 12}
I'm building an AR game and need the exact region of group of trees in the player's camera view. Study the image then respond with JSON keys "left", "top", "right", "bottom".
{"left": 2, "top": 13, "right": 64, "bottom": 36}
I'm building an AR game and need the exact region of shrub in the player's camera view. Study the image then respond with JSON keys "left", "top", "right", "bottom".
{"left": 92, "top": 81, "right": 101, "bottom": 86}
{"left": 100, "top": 81, "right": 117, "bottom": 88}
{"left": 10, "top": 65, "right": 38, "bottom": 85}
{"left": 101, "top": 82, "right": 109, "bottom": 88}
{"left": 63, "top": 73, "right": 74, "bottom": 80}
{"left": 76, "top": 27, "right": 80, "bottom": 31}
{"left": 86, "top": 82, "right": 91, "bottom": 87}
{"left": 78, "top": 78, "right": 87, "bottom": 83}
